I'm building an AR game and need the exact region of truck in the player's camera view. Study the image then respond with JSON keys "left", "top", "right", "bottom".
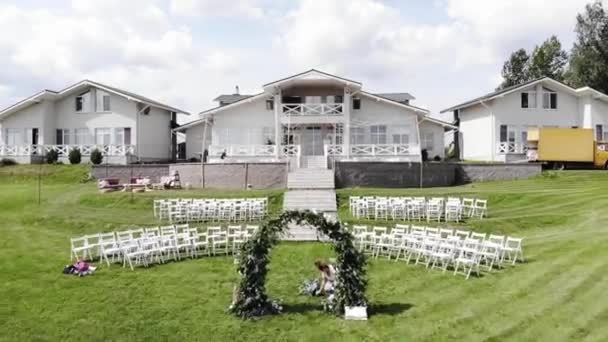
{"left": 526, "top": 128, "right": 608, "bottom": 170}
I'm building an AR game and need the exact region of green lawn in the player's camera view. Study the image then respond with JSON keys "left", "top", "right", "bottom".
{"left": 1, "top": 166, "right": 608, "bottom": 341}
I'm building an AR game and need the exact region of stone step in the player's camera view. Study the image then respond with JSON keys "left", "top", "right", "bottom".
{"left": 287, "top": 169, "right": 335, "bottom": 190}
{"left": 283, "top": 190, "right": 337, "bottom": 212}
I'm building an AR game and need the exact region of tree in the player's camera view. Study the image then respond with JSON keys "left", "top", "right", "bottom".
{"left": 567, "top": 1, "right": 608, "bottom": 94}
{"left": 498, "top": 49, "right": 530, "bottom": 89}
{"left": 45, "top": 149, "right": 59, "bottom": 164}
{"left": 68, "top": 148, "right": 82, "bottom": 165}
{"left": 528, "top": 36, "right": 568, "bottom": 81}
{"left": 90, "top": 148, "right": 103, "bottom": 165}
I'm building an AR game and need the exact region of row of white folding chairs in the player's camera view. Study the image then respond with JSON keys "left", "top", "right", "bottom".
{"left": 349, "top": 196, "right": 487, "bottom": 222}
{"left": 70, "top": 224, "right": 260, "bottom": 270}
{"left": 153, "top": 198, "right": 268, "bottom": 223}
{"left": 350, "top": 224, "right": 523, "bottom": 279}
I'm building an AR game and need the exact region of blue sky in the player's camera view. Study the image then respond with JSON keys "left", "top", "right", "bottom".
{"left": 0, "top": 0, "right": 600, "bottom": 122}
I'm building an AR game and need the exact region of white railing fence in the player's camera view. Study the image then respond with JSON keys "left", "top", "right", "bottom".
{"left": 325, "top": 144, "right": 418, "bottom": 157}
{"left": 282, "top": 104, "right": 343, "bottom": 116}
{"left": 0, "top": 145, "right": 136, "bottom": 157}
{"left": 496, "top": 142, "right": 526, "bottom": 154}
{"left": 209, "top": 145, "right": 277, "bottom": 157}
{"left": 208, "top": 144, "right": 301, "bottom": 159}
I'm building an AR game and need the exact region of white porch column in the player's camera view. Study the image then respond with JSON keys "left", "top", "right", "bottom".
{"left": 273, "top": 88, "right": 282, "bottom": 158}
{"left": 343, "top": 89, "right": 352, "bottom": 157}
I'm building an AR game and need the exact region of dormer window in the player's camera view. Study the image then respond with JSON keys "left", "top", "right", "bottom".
{"left": 542, "top": 91, "right": 557, "bottom": 109}
{"left": 521, "top": 91, "right": 537, "bottom": 109}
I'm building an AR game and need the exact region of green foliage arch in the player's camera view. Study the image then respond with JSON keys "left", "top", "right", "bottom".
{"left": 228, "top": 210, "right": 367, "bottom": 319}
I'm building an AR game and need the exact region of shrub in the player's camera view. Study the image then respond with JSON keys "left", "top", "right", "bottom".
{"left": 90, "top": 148, "right": 103, "bottom": 165}
{"left": 433, "top": 155, "right": 441, "bottom": 162}
{"left": 46, "top": 149, "right": 59, "bottom": 164}
{"left": 0, "top": 158, "right": 17, "bottom": 167}
{"left": 68, "top": 148, "right": 82, "bottom": 165}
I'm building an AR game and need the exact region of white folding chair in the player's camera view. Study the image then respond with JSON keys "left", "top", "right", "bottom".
{"left": 473, "top": 199, "right": 488, "bottom": 219}
{"left": 502, "top": 237, "right": 524, "bottom": 265}
{"left": 453, "top": 239, "right": 481, "bottom": 279}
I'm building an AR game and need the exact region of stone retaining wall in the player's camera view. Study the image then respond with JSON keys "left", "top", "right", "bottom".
{"left": 91, "top": 164, "right": 170, "bottom": 183}
{"left": 92, "top": 162, "right": 287, "bottom": 189}
{"left": 334, "top": 161, "right": 542, "bottom": 188}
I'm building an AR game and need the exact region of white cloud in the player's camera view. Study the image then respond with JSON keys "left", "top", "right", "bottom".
{"left": 274, "top": 0, "right": 595, "bottom": 112}
{"left": 170, "top": 0, "right": 265, "bottom": 18}
{"left": 0, "top": 0, "right": 599, "bottom": 119}
{"left": 0, "top": 1, "right": 255, "bottom": 118}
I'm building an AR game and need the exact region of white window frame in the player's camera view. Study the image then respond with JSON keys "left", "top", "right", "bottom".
{"left": 370, "top": 125, "right": 387, "bottom": 144}
{"left": 56, "top": 129, "right": 71, "bottom": 145}
{"left": 95, "top": 128, "right": 112, "bottom": 145}
{"left": 5, "top": 128, "right": 22, "bottom": 145}
{"left": 421, "top": 132, "right": 435, "bottom": 153}
{"left": 392, "top": 134, "right": 409, "bottom": 145}
{"left": 350, "top": 127, "right": 365, "bottom": 144}
{"left": 596, "top": 124, "right": 608, "bottom": 141}
{"left": 521, "top": 91, "right": 537, "bottom": 109}
{"left": 262, "top": 127, "right": 275, "bottom": 145}
{"left": 74, "top": 128, "right": 90, "bottom": 145}
{"left": 542, "top": 91, "right": 558, "bottom": 109}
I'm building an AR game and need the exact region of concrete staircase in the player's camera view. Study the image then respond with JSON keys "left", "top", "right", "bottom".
{"left": 283, "top": 190, "right": 337, "bottom": 213}
{"left": 283, "top": 166, "right": 338, "bottom": 240}
{"left": 287, "top": 169, "right": 335, "bottom": 189}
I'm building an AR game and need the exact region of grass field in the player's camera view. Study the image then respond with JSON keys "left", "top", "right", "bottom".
{"left": 1, "top": 165, "right": 608, "bottom": 341}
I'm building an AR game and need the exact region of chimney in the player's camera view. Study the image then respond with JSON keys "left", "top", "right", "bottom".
{"left": 234, "top": 85, "right": 240, "bottom": 95}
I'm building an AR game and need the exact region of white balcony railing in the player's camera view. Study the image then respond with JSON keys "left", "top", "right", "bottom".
{"left": 496, "top": 142, "right": 527, "bottom": 154}
{"left": 0, "top": 144, "right": 136, "bottom": 157}
{"left": 282, "top": 104, "right": 343, "bottom": 116}
{"left": 208, "top": 144, "right": 301, "bottom": 158}
{"left": 325, "top": 144, "right": 419, "bottom": 157}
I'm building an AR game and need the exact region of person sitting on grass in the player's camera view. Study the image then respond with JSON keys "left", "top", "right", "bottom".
{"left": 314, "top": 259, "right": 336, "bottom": 296}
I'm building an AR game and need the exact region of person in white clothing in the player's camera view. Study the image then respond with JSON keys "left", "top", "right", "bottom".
{"left": 315, "top": 260, "right": 336, "bottom": 295}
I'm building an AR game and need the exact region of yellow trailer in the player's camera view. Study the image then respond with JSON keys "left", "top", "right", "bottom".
{"left": 526, "top": 128, "right": 608, "bottom": 169}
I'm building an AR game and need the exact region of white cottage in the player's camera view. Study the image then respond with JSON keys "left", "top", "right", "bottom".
{"left": 0, "top": 80, "right": 190, "bottom": 164}
{"left": 177, "top": 69, "right": 454, "bottom": 168}
{"left": 442, "top": 77, "right": 608, "bottom": 162}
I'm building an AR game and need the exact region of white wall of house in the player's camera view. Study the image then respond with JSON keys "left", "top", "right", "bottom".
{"left": 138, "top": 106, "right": 172, "bottom": 160}
{"left": 419, "top": 120, "right": 445, "bottom": 159}
{"left": 457, "top": 81, "right": 608, "bottom": 162}
{"left": 184, "top": 123, "right": 212, "bottom": 160}
{"left": 54, "top": 90, "right": 137, "bottom": 144}
{"left": 352, "top": 95, "right": 420, "bottom": 146}
{"left": 492, "top": 84, "right": 580, "bottom": 129}
{"left": 0, "top": 101, "right": 47, "bottom": 144}
{"left": 459, "top": 103, "right": 493, "bottom": 161}
{"left": 210, "top": 97, "right": 275, "bottom": 146}
{"left": 1, "top": 85, "right": 177, "bottom": 163}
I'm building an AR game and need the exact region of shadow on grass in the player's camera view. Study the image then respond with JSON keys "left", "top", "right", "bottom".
{"left": 282, "top": 302, "right": 414, "bottom": 317}
{"left": 369, "top": 303, "right": 414, "bottom": 316}
{"left": 282, "top": 302, "right": 323, "bottom": 314}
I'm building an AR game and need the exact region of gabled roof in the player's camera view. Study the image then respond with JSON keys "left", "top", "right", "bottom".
{"left": 440, "top": 77, "right": 608, "bottom": 113}
{"left": 0, "top": 80, "right": 190, "bottom": 120}
{"left": 213, "top": 94, "right": 253, "bottom": 104}
{"left": 359, "top": 91, "right": 429, "bottom": 114}
{"left": 263, "top": 69, "right": 362, "bottom": 89}
{"left": 375, "top": 92, "right": 415, "bottom": 102}
{"left": 199, "top": 92, "right": 268, "bottom": 116}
